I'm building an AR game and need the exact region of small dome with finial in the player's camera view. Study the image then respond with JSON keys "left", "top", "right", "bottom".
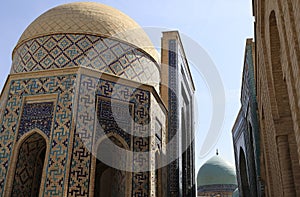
{"left": 197, "top": 151, "right": 237, "bottom": 196}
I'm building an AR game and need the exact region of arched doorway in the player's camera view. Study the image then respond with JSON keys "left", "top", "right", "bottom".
{"left": 93, "top": 135, "right": 129, "bottom": 197}
{"left": 11, "top": 132, "right": 47, "bottom": 197}
{"left": 94, "top": 160, "right": 114, "bottom": 197}
{"left": 239, "top": 149, "right": 250, "bottom": 197}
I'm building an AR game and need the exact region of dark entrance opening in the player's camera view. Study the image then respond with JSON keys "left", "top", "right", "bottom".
{"left": 11, "top": 132, "right": 46, "bottom": 197}
{"left": 94, "top": 136, "right": 128, "bottom": 197}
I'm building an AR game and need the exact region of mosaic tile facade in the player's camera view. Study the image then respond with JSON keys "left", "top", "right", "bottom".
{"left": 0, "top": 72, "right": 155, "bottom": 196}
{"left": 97, "top": 77, "right": 150, "bottom": 196}
{"left": 0, "top": 4, "right": 196, "bottom": 196}
{"left": 162, "top": 32, "right": 196, "bottom": 196}
{"left": 167, "top": 39, "right": 180, "bottom": 196}
{"left": 96, "top": 98, "right": 133, "bottom": 146}
{"left": 232, "top": 39, "right": 261, "bottom": 196}
{"left": 67, "top": 75, "right": 97, "bottom": 197}
{"left": 68, "top": 75, "right": 152, "bottom": 196}
{"left": 0, "top": 74, "right": 76, "bottom": 196}
{"left": 12, "top": 34, "right": 160, "bottom": 89}
{"left": 149, "top": 94, "right": 166, "bottom": 197}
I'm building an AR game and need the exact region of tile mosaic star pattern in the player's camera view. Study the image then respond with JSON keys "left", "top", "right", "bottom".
{"left": 12, "top": 34, "right": 160, "bottom": 88}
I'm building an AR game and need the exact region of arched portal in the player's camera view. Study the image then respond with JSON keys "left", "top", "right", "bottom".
{"left": 11, "top": 132, "right": 47, "bottom": 197}
{"left": 239, "top": 148, "right": 250, "bottom": 197}
{"left": 93, "top": 135, "right": 130, "bottom": 197}
{"left": 269, "top": 11, "right": 291, "bottom": 118}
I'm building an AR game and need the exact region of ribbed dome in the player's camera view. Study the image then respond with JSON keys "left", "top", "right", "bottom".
{"left": 13, "top": 2, "right": 158, "bottom": 61}
{"left": 197, "top": 155, "right": 237, "bottom": 186}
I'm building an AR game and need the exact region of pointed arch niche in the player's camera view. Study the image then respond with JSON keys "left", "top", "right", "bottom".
{"left": 268, "top": 10, "right": 297, "bottom": 196}
{"left": 9, "top": 129, "right": 49, "bottom": 197}
{"left": 91, "top": 133, "right": 132, "bottom": 197}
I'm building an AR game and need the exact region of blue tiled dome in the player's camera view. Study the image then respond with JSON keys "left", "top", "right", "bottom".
{"left": 197, "top": 155, "right": 237, "bottom": 186}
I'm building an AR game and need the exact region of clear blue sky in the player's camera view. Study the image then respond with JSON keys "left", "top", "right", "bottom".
{"left": 0, "top": 0, "right": 253, "bottom": 174}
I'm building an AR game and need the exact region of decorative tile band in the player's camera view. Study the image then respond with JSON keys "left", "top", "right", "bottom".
{"left": 198, "top": 184, "right": 237, "bottom": 193}
{"left": 12, "top": 34, "right": 160, "bottom": 89}
{"left": 167, "top": 39, "right": 179, "bottom": 195}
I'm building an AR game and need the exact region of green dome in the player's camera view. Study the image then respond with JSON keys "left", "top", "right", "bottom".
{"left": 197, "top": 155, "right": 237, "bottom": 186}
{"left": 232, "top": 188, "right": 239, "bottom": 197}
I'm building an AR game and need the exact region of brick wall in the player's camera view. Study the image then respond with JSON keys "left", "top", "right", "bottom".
{"left": 253, "top": 0, "right": 300, "bottom": 196}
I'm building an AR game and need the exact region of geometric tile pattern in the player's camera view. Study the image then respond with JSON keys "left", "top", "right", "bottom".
{"left": 167, "top": 39, "right": 180, "bottom": 195}
{"left": 12, "top": 34, "right": 160, "bottom": 88}
{"left": 17, "top": 102, "right": 54, "bottom": 140}
{"left": 96, "top": 97, "right": 133, "bottom": 146}
{"left": 15, "top": 2, "right": 159, "bottom": 63}
{"left": 0, "top": 74, "right": 76, "bottom": 196}
{"left": 68, "top": 75, "right": 150, "bottom": 196}
{"left": 67, "top": 134, "right": 90, "bottom": 197}
{"left": 2, "top": 37, "right": 160, "bottom": 197}
{"left": 12, "top": 133, "right": 46, "bottom": 197}
{"left": 149, "top": 96, "right": 166, "bottom": 197}
{"left": 97, "top": 79, "right": 150, "bottom": 196}
{"left": 68, "top": 75, "right": 97, "bottom": 197}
